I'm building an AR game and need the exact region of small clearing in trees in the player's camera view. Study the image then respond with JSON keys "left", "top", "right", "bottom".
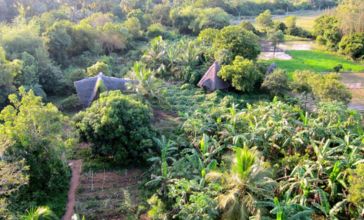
{"left": 75, "top": 167, "right": 143, "bottom": 220}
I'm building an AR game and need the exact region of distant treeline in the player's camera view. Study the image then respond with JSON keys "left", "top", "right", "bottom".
{"left": 0, "top": 0, "right": 339, "bottom": 22}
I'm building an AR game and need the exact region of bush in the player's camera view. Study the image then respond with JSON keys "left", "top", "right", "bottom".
{"left": 219, "top": 56, "right": 262, "bottom": 92}
{"left": 338, "top": 33, "right": 364, "bottom": 60}
{"left": 86, "top": 61, "right": 110, "bottom": 76}
{"left": 58, "top": 94, "right": 82, "bottom": 112}
{"left": 239, "top": 21, "right": 259, "bottom": 35}
{"left": 313, "top": 15, "right": 342, "bottom": 50}
{"left": 0, "top": 87, "right": 70, "bottom": 214}
{"left": 292, "top": 71, "right": 351, "bottom": 104}
{"left": 261, "top": 69, "right": 289, "bottom": 96}
{"left": 147, "top": 23, "right": 170, "bottom": 39}
{"left": 74, "top": 91, "right": 155, "bottom": 165}
{"left": 213, "top": 25, "right": 261, "bottom": 62}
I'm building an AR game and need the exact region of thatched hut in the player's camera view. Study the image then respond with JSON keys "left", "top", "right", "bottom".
{"left": 197, "top": 61, "right": 230, "bottom": 91}
{"left": 74, "top": 72, "right": 134, "bottom": 107}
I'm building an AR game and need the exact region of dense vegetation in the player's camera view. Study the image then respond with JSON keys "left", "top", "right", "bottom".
{"left": 0, "top": 0, "right": 363, "bottom": 219}
{"left": 313, "top": 0, "right": 364, "bottom": 59}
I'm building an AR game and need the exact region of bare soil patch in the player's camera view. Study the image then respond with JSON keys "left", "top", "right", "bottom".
{"left": 259, "top": 41, "right": 314, "bottom": 60}
{"left": 341, "top": 73, "right": 364, "bottom": 112}
{"left": 75, "top": 168, "right": 144, "bottom": 220}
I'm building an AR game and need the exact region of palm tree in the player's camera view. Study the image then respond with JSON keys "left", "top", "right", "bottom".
{"left": 206, "top": 147, "right": 277, "bottom": 220}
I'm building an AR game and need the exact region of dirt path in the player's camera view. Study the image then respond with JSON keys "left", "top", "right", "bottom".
{"left": 63, "top": 160, "right": 82, "bottom": 220}
{"left": 341, "top": 73, "right": 364, "bottom": 113}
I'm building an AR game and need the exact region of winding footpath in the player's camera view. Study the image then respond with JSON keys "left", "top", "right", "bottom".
{"left": 62, "top": 160, "right": 82, "bottom": 220}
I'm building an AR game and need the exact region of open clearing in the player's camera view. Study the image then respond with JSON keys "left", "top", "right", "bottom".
{"left": 259, "top": 41, "right": 315, "bottom": 60}
{"left": 274, "top": 10, "right": 331, "bottom": 31}
{"left": 273, "top": 50, "right": 364, "bottom": 74}
{"left": 75, "top": 166, "right": 143, "bottom": 220}
{"left": 232, "top": 9, "right": 330, "bottom": 31}
{"left": 341, "top": 73, "right": 364, "bottom": 112}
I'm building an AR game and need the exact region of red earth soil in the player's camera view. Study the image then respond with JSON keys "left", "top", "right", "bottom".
{"left": 62, "top": 160, "right": 82, "bottom": 220}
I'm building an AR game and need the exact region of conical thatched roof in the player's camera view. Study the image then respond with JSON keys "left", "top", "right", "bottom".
{"left": 197, "top": 61, "right": 230, "bottom": 91}
{"left": 74, "top": 72, "right": 133, "bottom": 107}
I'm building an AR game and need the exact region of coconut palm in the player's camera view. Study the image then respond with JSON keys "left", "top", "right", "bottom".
{"left": 206, "top": 147, "right": 277, "bottom": 220}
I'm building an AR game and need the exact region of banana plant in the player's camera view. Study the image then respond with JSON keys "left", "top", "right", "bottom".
{"left": 21, "top": 206, "right": 58, "bottom": 220}
{"left": 146, "top": 136, "right": 178, "bottom": 195}
{"left": 258, "top": 197, "right": 313, "bottom": 220}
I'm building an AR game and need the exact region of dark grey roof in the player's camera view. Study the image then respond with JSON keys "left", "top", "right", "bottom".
{"left": 74, "top": 72, "right": 134, "bottom": 107}
{"left": 197, "top": 61, "right": 230, "bottom": 91}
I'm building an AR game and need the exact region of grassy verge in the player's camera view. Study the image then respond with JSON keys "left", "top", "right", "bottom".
{"left": 284, "top": 35, "right": 311, "bottom": 41}
{"left": 272, "top": 50, "right": 364, "bottom": 76}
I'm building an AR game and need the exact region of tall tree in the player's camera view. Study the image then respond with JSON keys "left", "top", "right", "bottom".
{"left": 336, "top": 0, "right": 364, "bottom": 35}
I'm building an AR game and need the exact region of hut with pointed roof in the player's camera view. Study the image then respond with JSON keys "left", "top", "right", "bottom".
{"left": 197, "top": 61, "right": 230, "bottom": 91}
{"left": 74, "top": 72, "right": 136, "bottom": 107}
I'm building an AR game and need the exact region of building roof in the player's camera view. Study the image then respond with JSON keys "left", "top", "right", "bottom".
{"left": 74, "top": 72, "right": 132, "bottom": 107}
{"left": 197, "top": 61, "right": 230, "bottom": 91}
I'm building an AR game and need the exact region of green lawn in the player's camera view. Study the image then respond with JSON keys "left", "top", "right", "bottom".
{"left": 273, "top": 50, "right": 364, "bottom": 75}
{"left": 274, "top": 10, "right": 329, "bottom": 31}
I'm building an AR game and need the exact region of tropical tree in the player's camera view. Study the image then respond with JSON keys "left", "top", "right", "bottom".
{"left": 206, "top": 147, "right": 276, "bottom": 219}
{"left": 213, "top": 25, "right": 261, "bottom": 62}
{"left": 261, "top": 68, "right": 289, "bottom": 96}
{"left": 256, "top": 10, "right": 273, "bottom": 32}
{"left": 0, "top": 87, "right": 70, "bottom": 214}
{"left": 219, "top": 56, "right": 262, "bottom": 92}
{"left": 268, "top": 30, "right": 284, "bottom": 56}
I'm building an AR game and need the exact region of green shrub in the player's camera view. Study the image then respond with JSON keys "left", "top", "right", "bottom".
{"left": 313, "top": 15, "right": 342, "bottom": 50}
{"left": 74, "top": 91, "right": 155, "bottom": 165}
{"left": 339, "top": 33, "right": 364, "bottom": 60}
{"left": 261, "top": 69, "right": 289, "bottom": 96}
{"left": 219, "top": 56, "right": 262, "bottom": 92}
{"left": 58, "top": 94, "right": 82, "bottom": 112}
{"left": 86, "top": 61, "right": 110, "bottom": 76}
{"left": 213, "top": 25, "right": 261, "bottom": 61}
{"left": 0, "top": 87, "right": 70, "bottom": 214}
{"left": 147, "top": 23, "right": 170, "bottom": 39}
{"left": 292, "top": 71, "right": 351, "bottom": 104}
{"left": 348, "top": 164, "right": 364, "bottom": 210}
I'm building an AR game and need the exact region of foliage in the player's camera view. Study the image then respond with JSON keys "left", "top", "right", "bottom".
{"left": 336, "top": 0, "right": 364, "bottom": 35}
{"left": 142, "top": 37, "right": 205, "bottom": 83}
{"left": 213, "top": 25, "right": 261, "bottom": 62}
{"left": 74, "top": 91, "right": 155, "bottom": 165}
{"left": 58, "top": 94, "right": 82, "bottom": 112}
{"left": 261, "top": 68, "right": 289, "bottom": 96}
{"left": 313, "top": 15, "right": 342, "bottom": 50}
{"left": 348, "top": 164, "right": 364, "bottom": 212}
{"left": 86, "top": 61, "right": 110, "bottom": 76}
{"left": 0, "top": 22, "right": 63, "bottom": 94}
{"left": 0, "top": 47, "right": 21, "bottom": 108}
{"left": 219, "top": 56, "right": 263, "bottom": 92}
{"left": 170, "top": 6, "right": 229, "bottom": 35}
{"left": 267, "top": 30, "right": 285, "bottom": 54}
{"left": 338, "top": 33, "right": 364, "bottom": 60}
{"left": 21, "top": 206, "right": 58, "bottom": 220}
{"left": 0, "top": 87, "right": 70, "bottom": 217}
{"left": 206, "top": 147, "right": 276, "bottom": 219}
{"left": 256, "top": 10, "right": 273, "bottom": 32}
{"left": 147, "top": 23, "right": 170, "bottom": 39}
{"left": 292, "top": 71, "right": 352, "bottom": 104}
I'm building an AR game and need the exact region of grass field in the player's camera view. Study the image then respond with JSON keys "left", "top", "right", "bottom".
{"left": 273, "top": 50, "right": 364, "bottom": 75}
{"left": 233, "top": 10, "right": 330, "bottom": 32}
{"left": 274, "top": 10, "right": 330, "bottom": 31}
